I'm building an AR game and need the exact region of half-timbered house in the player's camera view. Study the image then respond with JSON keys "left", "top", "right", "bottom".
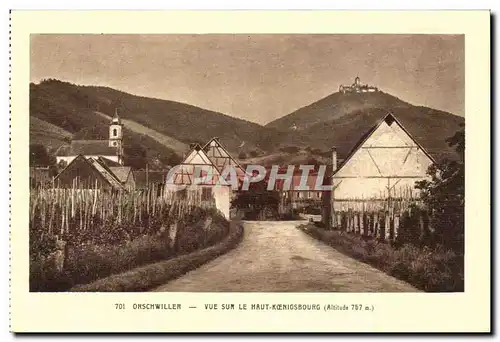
{"left": 166, "top": 144, "right": 231, "bottom": 218}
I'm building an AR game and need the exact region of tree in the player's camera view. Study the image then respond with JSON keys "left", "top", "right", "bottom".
{"left": 123, "top": 145, "right": 148, "bottom": 170}
{"left": 30, "top": 144, "right": 56, "bottom": 167}
{"left": 415, "top": 124, "right": 464, "bottom": 253}
{"left": 73, "top": 125, "right": 106, "bottom": 140}
{"left": 231, "top": 180, "right": 280, "bottom": 220}
{"left": 164, "top": 152, "right": 182, "bottom": 166}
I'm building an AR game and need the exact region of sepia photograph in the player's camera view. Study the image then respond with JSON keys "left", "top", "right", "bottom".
{"left": 28, "top": 33, "right": 465, "bottom": 293}
{"left": 9, "top": 9, "right": 490, "bottom": 333}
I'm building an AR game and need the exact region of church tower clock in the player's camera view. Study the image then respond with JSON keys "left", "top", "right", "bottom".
{"left": 109, "top": 109, "right": 124, "bottom": 164}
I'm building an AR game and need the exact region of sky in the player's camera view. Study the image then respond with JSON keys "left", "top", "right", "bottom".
{"left": 31, "top": 34, "right": 464, "bottom": 125}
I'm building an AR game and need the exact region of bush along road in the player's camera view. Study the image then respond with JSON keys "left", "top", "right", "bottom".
{"left": 153, "top": 220, "right": 419, "bottom": 292}
{"left": 70, "top": 221, "right": 244, "bottom": 292}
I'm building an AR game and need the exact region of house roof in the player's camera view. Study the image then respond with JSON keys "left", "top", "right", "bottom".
{"left": 170, "top": 163, "right": 222, "bottom": 185}
{"left": 56, "top": 140, "right": 118, "bottom": 157}
{"left": 169, "top": 143, "right": 223, "bottom": 186}
{"left": 203, "top": 137, "right": 246, "bottom": 175}
{"left": 97, "top": 156, "right": 122, "bottom": 167}
{"left": 109, "top": 167, "right": 132, "bottom": 183}
{"left": 133, "top": 170, "right": 169, "bottom": 188}
{"left": 183, "top": 143, "right": 214, "bottom": 165}
{"left": 333, "top": 112, "right": 436, "bottom": 176}
{"left": 54, "top": 154, "right": 124, "bottom": 190}
{"left": 87, "top": 158, "right": 124, "bottom": 189}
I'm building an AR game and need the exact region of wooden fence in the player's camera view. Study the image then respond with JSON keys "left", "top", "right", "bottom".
{"left": 30, "top": 183, "right": 216, "bottom": 238}
{"left": 330, "top": 193, "right": 429, "bottom": 243}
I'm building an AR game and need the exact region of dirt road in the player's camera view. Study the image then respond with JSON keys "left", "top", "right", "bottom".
{"left": 153, "top": 221, "right": 419, "bottom": 292}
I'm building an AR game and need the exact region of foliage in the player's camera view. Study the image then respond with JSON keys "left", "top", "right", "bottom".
{"left": 123, "top": 144, "right": 148, "bottom": 170}
{"left": 31, "top": 81, "right": 182, "bottom": 169}
{"left": 415, "top": 124, "right": 464, "bottom": 253}
{"left": 266, "top": 92, "right": 464, "bottom": 162}
{"left": 30, "top": 144, "right": 56, "bottom": 167}
{"left": 29, "top": 185, "right": 230, "bottom": 291}
{"left": 70, "top": 222, "right": 243, "bottom": 292}
{"left": 231, "top": 180, "right": 281, "bottom": 220}
{"left": 280, "top": 208, "right": 302, "bottom": 220}
{"left": 31, "top": 79, "right": 272, "bottom": 153}
{"left": 395, "top": 205, "right": 431, "bottom": 247}
{"left": 32, "top": 79, "right": 464, "bottom": 159}
{"left": 72, "top": 125, "right": 107, "bottom": 140}
{"left": 299, "top": 201, "right": 322, "bottom": 215}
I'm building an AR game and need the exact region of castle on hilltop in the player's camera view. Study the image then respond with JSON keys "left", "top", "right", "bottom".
{"left": 339, "top": 76, "right": 378, "bottom": 94}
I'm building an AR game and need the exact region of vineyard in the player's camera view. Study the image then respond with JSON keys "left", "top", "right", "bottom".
{"left": 329, "top": 186, "right": 425, "bottom": 245}
{"left": 30, "top": 184, "right": 230, "bottom": 291}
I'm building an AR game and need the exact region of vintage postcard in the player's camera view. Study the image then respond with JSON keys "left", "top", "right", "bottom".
{"left": 10, "top": 10, "right": 490, "bottom": 333}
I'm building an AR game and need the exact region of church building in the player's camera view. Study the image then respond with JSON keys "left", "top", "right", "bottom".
{"left": 55, "top": 110, "right": 124, "bottom": 166}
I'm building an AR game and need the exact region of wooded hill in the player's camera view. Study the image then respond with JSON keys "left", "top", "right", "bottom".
{"left": 30, "top": 79, "right": 464, "bottom": 167}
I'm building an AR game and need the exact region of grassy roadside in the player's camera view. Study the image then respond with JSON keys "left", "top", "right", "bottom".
{"left": 30, "top": 212, "right": 231, "bottom": 292}
{"left": 299, "top": 223, "right": 464, "bottom": 292}
{"left": 70, "top": 221, "right": 244, "bottom": 292}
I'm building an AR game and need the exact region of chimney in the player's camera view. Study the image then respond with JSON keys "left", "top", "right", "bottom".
{"left": 331, "top": 146, "right": 337, "bottom": 173}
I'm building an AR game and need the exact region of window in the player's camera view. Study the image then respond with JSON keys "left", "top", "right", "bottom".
{"left": 201, "top": 187, "right": 212, "bottom": 201}
{"left": 113, "top": 128, "right": 117, "bottom": 137}
{"left": 113, "top": 141, "right": 117, "bottom": 146}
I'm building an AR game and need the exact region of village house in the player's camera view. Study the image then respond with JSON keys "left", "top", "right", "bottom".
{"left": 203, "top": 137, "right": 247, "bottom": 187}
{"left": 266, "top": 167, "right": 323, "bottom": 207}
{"left": 133, "top": 169, "right": 170, "bottom": 196}
{"left": 109, "top": 166, "right": 135, "bottom": 191}
{"left": 29, "top": 166, "right": 53, "bottom": 188}
{"left": 323, "top": 112, "right": 435, "bottom": 227}
{"left": 282, "top": 171, "right": 323, "bottom": 204}
{"left": 53, "top": 154, "right": 125, "bottom": 190}
{"left": 166, "top": 143, "right": 232, "bottom": 219}
{"left": 55, "top": 110, "right": 124, "bottom": 166}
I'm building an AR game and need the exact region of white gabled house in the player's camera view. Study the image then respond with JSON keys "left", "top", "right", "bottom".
{"left": 203, "top": 137, "right": 247, "bottom": 187}
{"left": 330, "top": 113, "right": 435, "bottom": 209}
{"left": 166, "top": 143, "right": 231, "bottom": 219}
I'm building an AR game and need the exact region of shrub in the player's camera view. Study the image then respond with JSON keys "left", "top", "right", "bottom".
{"left": 30, "top": 214, "right": 230, "bottom": 292}
{"left": 70, "top": 222, "right": 243, "bottom": 292}
{"left": 415, "top": 125, "right": 464, "bottom": 254}
{"left": 29, "top": 186, "right": 230, "bottom": 291}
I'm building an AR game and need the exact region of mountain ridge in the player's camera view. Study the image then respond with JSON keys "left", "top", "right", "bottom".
{"left": 30, "top": 79, "right": 464, "bottom": 167}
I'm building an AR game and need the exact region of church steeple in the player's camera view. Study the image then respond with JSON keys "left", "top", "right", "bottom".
{"left": 109, "top": 108, "right": 124, "bottom": 164}
{"left": 111, "top": 108, "right": 122, "bottom": 124}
